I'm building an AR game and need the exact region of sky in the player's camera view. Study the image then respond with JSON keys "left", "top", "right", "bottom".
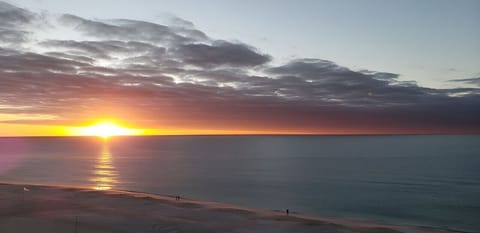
{"left": 0, "top": 0, "right": 479, "bottom": 136}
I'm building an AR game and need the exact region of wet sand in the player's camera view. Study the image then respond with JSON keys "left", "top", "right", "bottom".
{"left": 0, "top": 183, "right": 465, "bottom": 233}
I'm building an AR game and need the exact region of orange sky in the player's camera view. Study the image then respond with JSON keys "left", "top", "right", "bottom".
{"left": 1, "top": 120, "right": 475, "bottom": 137}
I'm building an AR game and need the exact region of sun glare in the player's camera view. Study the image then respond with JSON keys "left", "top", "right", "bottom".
{"left": 74, "top": 122, "right": 141, "bottom": 138}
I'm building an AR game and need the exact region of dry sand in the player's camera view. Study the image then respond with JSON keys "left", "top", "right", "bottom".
{"left": 0, "top": 183, "right": 464, "bottom": 233}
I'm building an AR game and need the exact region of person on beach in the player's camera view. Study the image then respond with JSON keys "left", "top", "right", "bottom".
{"left": 286, "top": 209, "right": 289, "bottom": 216}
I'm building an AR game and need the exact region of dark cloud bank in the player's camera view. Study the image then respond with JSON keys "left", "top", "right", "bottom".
{"left": 1, "top": 1, "right": 479, "bottom": 133}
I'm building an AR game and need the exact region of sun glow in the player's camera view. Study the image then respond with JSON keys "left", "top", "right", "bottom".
{"left": 73, "top": 121, "right": 141, "bottom": 138}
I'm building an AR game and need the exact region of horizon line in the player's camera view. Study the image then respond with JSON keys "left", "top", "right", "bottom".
{"left": 1, "top": 132, "right": 479, "bottom": 138}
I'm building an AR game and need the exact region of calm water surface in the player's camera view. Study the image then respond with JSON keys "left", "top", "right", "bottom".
{"left": 1, "top": 135, "right": 479, "bottom": 232}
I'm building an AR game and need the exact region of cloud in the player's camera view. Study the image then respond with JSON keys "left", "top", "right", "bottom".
{"left": 174, "top": 41, "right": 271, "bottom": 68}
{"left": 450, "top": 77, "right": 480, "bottom": 86}
{"left": 59, "top": 14, "right": 204, "bottom": 46}
{"left": 0, "top": 1, "right": 34, "bottom": 27}
{"left": 0, "top": 1, "right": 479, "bottom": 133}
{"left": 0, "top": 1, "right": 35, "bottom": 45}
{"left": 264, "top": 59, "right": 441, "bottom": 106}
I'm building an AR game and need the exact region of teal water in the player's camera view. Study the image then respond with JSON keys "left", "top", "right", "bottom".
{"left": 1, "top": 135, "right": 479, "bottom": 232}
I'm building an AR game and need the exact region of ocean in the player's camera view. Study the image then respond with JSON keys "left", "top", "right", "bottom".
{"left": 1, "top": 135, "right": 479, "bottom": 232}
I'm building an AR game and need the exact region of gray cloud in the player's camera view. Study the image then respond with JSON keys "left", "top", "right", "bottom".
{"left": 450, "top": 77, "right": 480, "bottom": 86}
{"left": 40, "top": 40, "right": 167, "bottom": 61}
{"left": 0, "top": 28, "right": 29, "bottom": 43}
{"left": 261, "top": 59, "right": 448, "bottom": 106}
{"left": 0, "top": 1, "right": 479, "bottom": 133}
{"left": 59, "top": 14, "right": 198, "bottom": 46}
{"left": 175, "top": 41, "right": 271, "bottom": 68}
{"left": 0, "top": 2, "right": 35, "bottom": 45}
{"left": 0, "top": 1, "right": 34, "bottom": 27}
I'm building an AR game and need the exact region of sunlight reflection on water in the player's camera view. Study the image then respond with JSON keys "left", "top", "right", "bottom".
{"left": 89, "top": 142, "right": 118, "bottom": 190}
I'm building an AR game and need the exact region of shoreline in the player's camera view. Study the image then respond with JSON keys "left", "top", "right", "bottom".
{"left": 0, "top": 183, "right": 467, "bottom": 233}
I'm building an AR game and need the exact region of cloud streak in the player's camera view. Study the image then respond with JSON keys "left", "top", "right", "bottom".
{"left": 0, "top": 1, "right": 479, "bottom": 134}
{"left": 450, "top": 77, "right": 480, "bottom": 87}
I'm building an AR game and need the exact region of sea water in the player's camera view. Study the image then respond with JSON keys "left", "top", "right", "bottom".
{"left": 1, "top": 135, "right": 479, "bottom": 232}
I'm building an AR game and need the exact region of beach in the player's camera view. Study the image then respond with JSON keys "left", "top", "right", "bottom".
{"left": 0, "top": 183, "right": 463, "bottom": 233}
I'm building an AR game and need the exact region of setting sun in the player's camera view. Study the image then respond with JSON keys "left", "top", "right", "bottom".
{"left": 72, "top": 122, "right": 142, "bottom": 138}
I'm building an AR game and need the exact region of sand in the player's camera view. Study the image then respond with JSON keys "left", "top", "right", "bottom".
{"left": 0, "top": 183, "right": 464, "bottom": 233}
